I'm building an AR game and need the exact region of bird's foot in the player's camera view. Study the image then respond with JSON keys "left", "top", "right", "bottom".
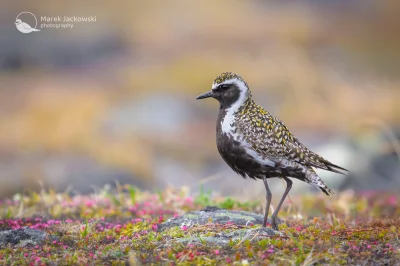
{"left": 261, "top": 216, "right": 281, "bottom": 231}
{"left": 271, "top": 216, "right": 279, "bottom": 231}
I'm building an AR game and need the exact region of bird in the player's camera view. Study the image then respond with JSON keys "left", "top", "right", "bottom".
{"left": 196, "top": 72, "right": 348, "bottom": 230}
{"left": 15, "top": 19, "right": 40, "bottom": 34}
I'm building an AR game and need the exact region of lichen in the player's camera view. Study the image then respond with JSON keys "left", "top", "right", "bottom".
{"left": 0, "top": 187, "right": 398, "bottom": 265}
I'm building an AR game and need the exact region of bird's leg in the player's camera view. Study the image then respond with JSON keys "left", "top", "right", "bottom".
{"left": 271, "top": 176, "right": 292, "bottom": 230}
{"left": 262, "top": 176, "right": 272, "bottom": 228}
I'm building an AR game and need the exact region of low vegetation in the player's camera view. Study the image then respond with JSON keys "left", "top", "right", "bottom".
{"left": 0, "top": 185, "right": 399, "bottom": 265}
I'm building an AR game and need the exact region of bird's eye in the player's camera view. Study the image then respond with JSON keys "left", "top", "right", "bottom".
{"left": 218, "top": 84, "right": 230, "bottom": 90}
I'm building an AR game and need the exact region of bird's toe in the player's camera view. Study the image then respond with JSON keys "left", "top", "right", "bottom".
{"left": 271, "top": 216, "right": 279, "bottom": 231}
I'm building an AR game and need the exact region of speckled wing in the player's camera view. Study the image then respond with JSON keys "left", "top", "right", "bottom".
{"left": 236, "top": 105, "right": 348, "bottom": 174}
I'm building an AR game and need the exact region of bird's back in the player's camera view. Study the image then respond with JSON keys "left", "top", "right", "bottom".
{"left": 234, "top": 100, "right": 347, "bottom": 176}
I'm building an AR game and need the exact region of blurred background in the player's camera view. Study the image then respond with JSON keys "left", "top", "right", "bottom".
{"left": 0, "top": 1, "right": 399, "bottom": 200}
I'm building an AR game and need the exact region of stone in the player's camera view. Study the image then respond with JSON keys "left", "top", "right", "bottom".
{"left": 0, "top": 227, "right": 49, "bottom": 248}
{"left": 158, "top": 206, "right": 282, "bottom": 246}
{"left": 159, "top": 206, "right": 282, "bottom": 231}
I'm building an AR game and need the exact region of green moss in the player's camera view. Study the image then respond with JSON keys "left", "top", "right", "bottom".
{"left": 0, "top": 187, "right": 399, "bottom": 265}
{"left": 166, "top": 227, "right": 185, "bottom": 238}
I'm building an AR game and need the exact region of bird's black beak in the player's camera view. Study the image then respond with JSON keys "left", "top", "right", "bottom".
{"left": 196, "top": 90, "right": 214, "bottom": 100}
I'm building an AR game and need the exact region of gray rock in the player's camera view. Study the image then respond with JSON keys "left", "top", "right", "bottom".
{"left": 159, "top": 206, "right": 282, "bottom": 231}
{"left": 158, "top": 206, "right": 282, "bottom": 246}
{"left": 0, "top": 227, "right": 48, "bottom": 248}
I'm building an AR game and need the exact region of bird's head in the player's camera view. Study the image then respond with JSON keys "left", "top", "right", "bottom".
{"left": 15, "top": 19, "right": 22, "bottom": 25}
{"left": 196, "top": 72, "right": 251, "bottom": 109}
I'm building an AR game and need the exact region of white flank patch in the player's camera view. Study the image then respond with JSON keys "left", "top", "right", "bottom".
{"left": 245, "top": 147, "right": 276, "bottom": 167}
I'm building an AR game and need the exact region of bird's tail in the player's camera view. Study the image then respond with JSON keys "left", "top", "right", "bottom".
{"left": 32, "top": 28, "right": 40, "bottom": 32}
{"left": 322, "top": 160, "right": 349, "bottom": 175}
{"left": 305, "top": 167, "right": 334, "bottom": 196}
{"left": 318, "top": 184, "right": 334, "bottom": 196}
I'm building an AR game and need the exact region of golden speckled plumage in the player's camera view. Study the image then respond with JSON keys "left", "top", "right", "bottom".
{"left": 213, "top": 72, "right": 249, "bottom": 88}
{"left": 236, "top": 99, "right": 324, "bottom": 167}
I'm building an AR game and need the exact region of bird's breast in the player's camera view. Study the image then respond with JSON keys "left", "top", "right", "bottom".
{"left": 217, "top": 131, "right": 274, "bottom": 177}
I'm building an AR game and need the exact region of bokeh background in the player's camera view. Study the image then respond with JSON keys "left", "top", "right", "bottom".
{"left": 0, "top": 1, "right": 399, "bottom": 200}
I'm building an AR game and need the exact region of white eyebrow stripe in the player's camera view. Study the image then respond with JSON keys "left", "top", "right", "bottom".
{"left": 212, "top": 78, "right": 246, "bottom": 90}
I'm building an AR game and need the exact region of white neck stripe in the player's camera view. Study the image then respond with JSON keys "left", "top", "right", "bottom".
{"left": 219, "top": 78, "right": 249, "bottom": 134}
